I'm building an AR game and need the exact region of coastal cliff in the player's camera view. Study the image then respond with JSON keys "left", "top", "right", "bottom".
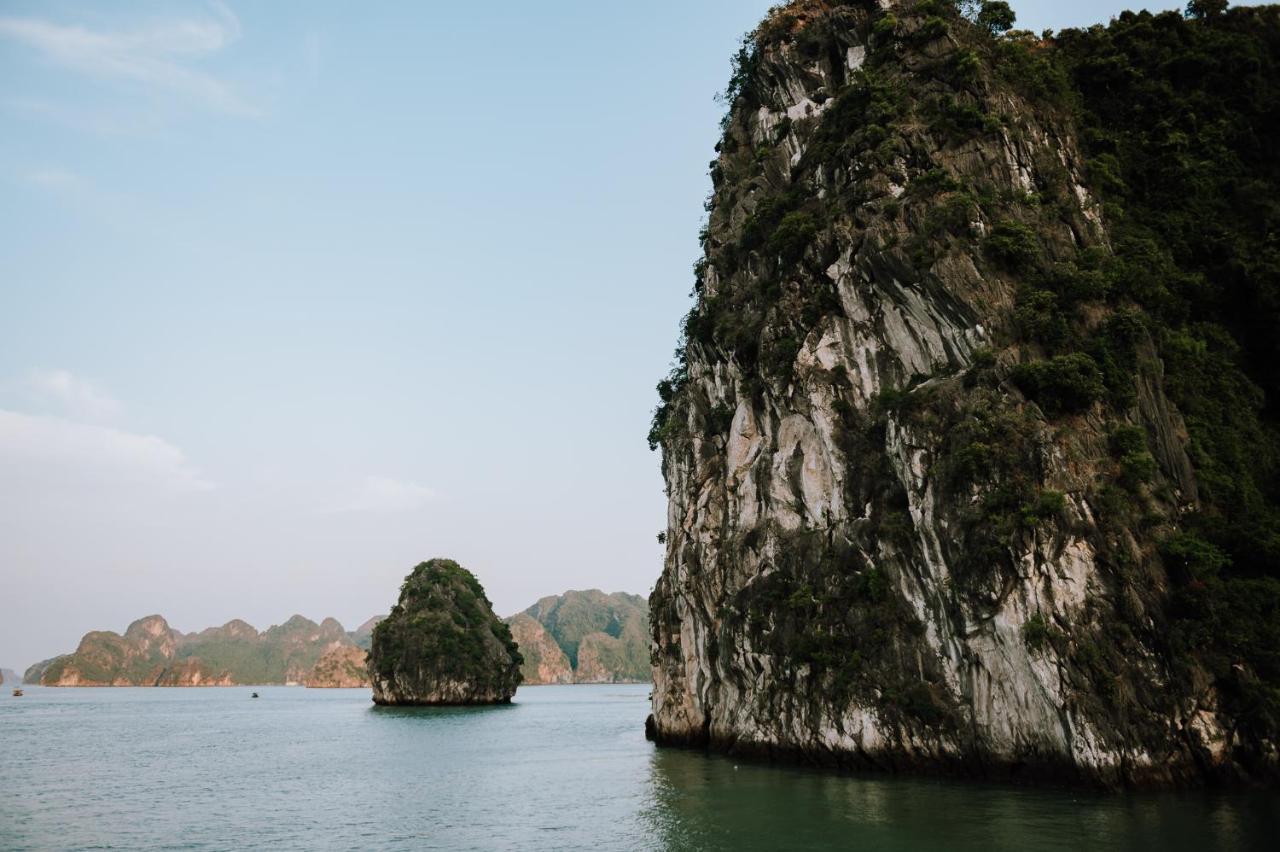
{"left": 648, "top": 0, "right": 1280, "bottom": 787}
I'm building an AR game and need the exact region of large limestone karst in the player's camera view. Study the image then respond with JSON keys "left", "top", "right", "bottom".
{"left": 509, "top": 590, "right": 650, "bottom": 684}
{"left": 648, "top": 0, "right": 1280, "bottom": 787}
{"left": 368, "top": 559, "right": 522, "bottom": 705}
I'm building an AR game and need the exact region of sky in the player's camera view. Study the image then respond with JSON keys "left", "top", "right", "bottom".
{"left": 0, "top": 0, "right": 1189, "bottom": 670}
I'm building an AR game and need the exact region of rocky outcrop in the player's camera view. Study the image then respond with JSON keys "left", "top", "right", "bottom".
{"left": 34, "top": 614, "right": 361, "bottom": 686}
{"left": 506, "top": 614, "right": 574, "bottom": 684}
{"left": 305, "top": 646, "right": 371, "bottom": 688}
{"left": 510, "top": 590, "right": 650, "bottom": 684}
{"left": 0, "top": 668, "right": 18, "bottom": 685}
{"left": 647, "top": 0, "right": 1277, "bottom": 787}
{"left": 369, "top": 559, "right": 522, "bottom": 705}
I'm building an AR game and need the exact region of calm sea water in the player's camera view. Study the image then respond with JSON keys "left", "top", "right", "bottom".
{"left": 1, "top": 684, "right": 1275, "bottom": 850}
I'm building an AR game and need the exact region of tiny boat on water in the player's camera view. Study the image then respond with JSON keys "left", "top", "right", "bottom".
{"left": 251, "top": 691, "right": 259, "bottom": 698}
{"left": 12, "top": 688, "right": 23, "bottom": 697}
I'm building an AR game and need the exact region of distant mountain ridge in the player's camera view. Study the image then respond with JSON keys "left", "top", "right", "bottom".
{"left": 26, "top": 614, "right": 381, "bottom": 686}
{"left": 22, "top": 592, "right": 650, "bottom": 687}
{"left": 506, "top": 590, "right": 650, "bottom": 685}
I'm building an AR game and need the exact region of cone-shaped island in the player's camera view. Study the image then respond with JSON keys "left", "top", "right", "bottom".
{"left": 368, "top": 558, "right": 523, "bottom": 705}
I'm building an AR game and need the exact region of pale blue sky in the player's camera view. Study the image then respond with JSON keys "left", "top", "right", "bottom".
{"left": 0, "top": 0, "right": 1186, "bottom": 668}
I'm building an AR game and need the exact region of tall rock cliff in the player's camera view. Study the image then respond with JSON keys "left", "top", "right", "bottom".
{"left": 649, "top": 0, "right": 1280, "bottom": 787}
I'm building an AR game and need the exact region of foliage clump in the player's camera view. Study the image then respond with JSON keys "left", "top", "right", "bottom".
{"left": 984, "top": 221, "right": 1040, "bottom": 272}
{"left": 1011, "top": 353, "right": 1105, "bottom": 415}
{"left": 1022, "top": 612, "right": 1058, "bottom": 652}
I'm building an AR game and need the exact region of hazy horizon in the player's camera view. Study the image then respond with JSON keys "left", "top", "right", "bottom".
{"left": 1, "top": 0, "right": 1188, "bottom": 671}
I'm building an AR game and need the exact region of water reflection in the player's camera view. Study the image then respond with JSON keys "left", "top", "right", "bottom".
{"left": 642, "top": 746, "right": 1280, "bottom": 851}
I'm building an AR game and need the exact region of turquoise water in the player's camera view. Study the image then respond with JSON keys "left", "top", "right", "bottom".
{"left": 1, "top": 684, "right": 1275, "bottom": 850}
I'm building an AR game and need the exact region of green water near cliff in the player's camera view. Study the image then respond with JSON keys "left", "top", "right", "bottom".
{"left": 1, "top": 684, "right": 1273, "bottom": 850}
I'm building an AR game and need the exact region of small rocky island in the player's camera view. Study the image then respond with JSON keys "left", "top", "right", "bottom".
{"left": 368, "top": 559, "right": 522, "bottom": 705}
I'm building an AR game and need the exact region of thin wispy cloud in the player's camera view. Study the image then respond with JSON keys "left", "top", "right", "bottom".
{"left": 26, "top": 368, "right": 121, "bottom": 420}
{"left": 334, "top": 476, "right": 439, "bottom": 514}
{"left": 0, "top": 409, "right": 213, "bottom": 495}
{"left": 20, "top": 167, "right": 81, "bottom": 190}
{"left": 0, "top": 3, "right": 258, "bottom": 117}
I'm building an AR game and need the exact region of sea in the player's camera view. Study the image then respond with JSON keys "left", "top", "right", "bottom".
{"left": 1, "top": 684, "right": 1275, "bottom": 850}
